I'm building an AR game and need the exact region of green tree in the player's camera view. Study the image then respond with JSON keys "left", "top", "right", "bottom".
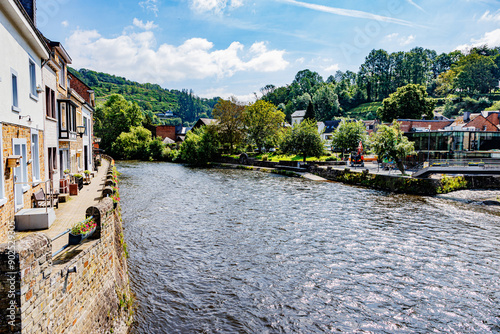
{"left": 377, "top": 84, "right": 435, "bottom": 122}
{"left": 179, "top": 125, "right": 219, "bottom": 165}
{"left": 212, "top": 97, "right": 245, "bottom": 153}
{"left": 331, "top": 119, "right": 367, "bottom": 158}
{"left": 94, "top": 94, "right": 144, "bottom": 156}
{"left": 280, "top": 119, "right": 325, "bottom": 162}
{"left": 312, "top": 84, "right": 340, "bottom": 121}
{"left": 369, "top": 121, "right": 415, "bottom": 175}
{"left": 244, "top": 100, "right": 285, "bottom": 152}
{"left": 112, "top": 126, "right": 157, "bottom": 160}
{"left": 303, "top": 101, "right": 316, "bottom": 121}
{"left": 454, "top": 53, "right": 498, "bottom": 94}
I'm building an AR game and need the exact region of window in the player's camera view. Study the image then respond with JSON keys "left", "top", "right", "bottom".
{"left": 12, "top": 70, "right": 19, "bottom": 110}
{"left": 29, "top": 60, "right": 37, "bottom": 98}
{"left": 48, "top": 147, "right": 57, "bottom": 175}
{"left": 31, "top": 131, "right": 40, "bottom": 183}
{"left": 59, "top": 61, "right": 66, "bottom": 88}
{"left": 45, "top": 87, "right": 56, "bottom": 118}
{"left": 58, "top": 100, "right": 77, "bottom": 140}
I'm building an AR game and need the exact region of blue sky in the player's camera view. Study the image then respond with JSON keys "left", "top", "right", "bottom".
{"left": 37, "top": 0, "right": 500, "bottom": 101}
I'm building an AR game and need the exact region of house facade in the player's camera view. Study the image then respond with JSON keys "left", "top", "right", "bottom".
{"left": 0, "top": 0, "right": 50, "bottom": 241}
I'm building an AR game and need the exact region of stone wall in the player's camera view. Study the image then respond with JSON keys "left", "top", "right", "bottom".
{"left": 0, "top": 198, "right": 132, "bottom": 333}
{"left": 0, "top": 123, "right": 45, "bottom": 243}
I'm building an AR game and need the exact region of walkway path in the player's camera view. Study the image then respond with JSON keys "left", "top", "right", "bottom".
{"left": 16, "top": 159, "right": 110, "bottom": 253}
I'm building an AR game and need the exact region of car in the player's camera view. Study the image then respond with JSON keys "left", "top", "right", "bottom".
{"left": 349, "top": 152, "right": 364, "bottom": 167}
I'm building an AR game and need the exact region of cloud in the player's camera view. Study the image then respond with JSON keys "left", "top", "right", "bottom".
{"left": 406, "top": 0, "right": 426, "bottom": 13}
{"left": 384, "top": 33, "right": 415, "bottom": 46}
{"left": 278, "top": 0, "right": 418, "bottom": 27}
{"left": 190, "top": 0, "right": 244, "bottom": 14}
{"left": 65, "top": 26, "right": 289, "bottom": 85}
{"left": 139, "top": 0, "right": 159, "bottom": 16}
{"left": 324, "top": 64, "right": 340, "bottom": 72}
{"left": 456, "top": 29, "right": 500, "bottom": 51}
{"left": 199, "top": 87, "right": 258, "bottom": 103}
{"left": 479, "top": 10, "right": 500, "bottom": 22}
{"left": 61, "top": 20, "right": 69, "bottom": 27}
{"left": 133, "top": 18, "right": 158, "bottom": 30}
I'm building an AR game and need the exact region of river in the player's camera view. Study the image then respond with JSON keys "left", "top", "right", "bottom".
{"left": 118, "top": 161, "right": 500, "bottom": 333}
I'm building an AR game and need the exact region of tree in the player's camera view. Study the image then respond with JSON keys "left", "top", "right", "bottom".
{"left": 304, "top": 101, "right": 315, "bottom": 121}
{"left": 312, "top": 84, "right": 340, "bottom": 121}
{"left": 212, "top": 97, "right": 245, "bottom": 153}
{"left": 179, "top": 125, "right": 219, "bottom": 165}
{"left": 292, "top": 69, "right": 324, "bottom": 96}
{"left": 331, "top": 119, "right": 367, "bottom": 158}
{"left": 244, "top": 100, "right": 285, "bottom": 152}
{"left": 94, "top": 94, "right": 144, "bottom": 156}
{"left": 454, "top": 53, "right": 498, "bottom": 94}
{"left": 280, "top": 119, "right": 325, "bottom": 162}
{"left": 369, "top": 121, "right": 415, "bottom": 175}
{"left": 112, "top": 126, "right": 165, "bottom": 160}
{"left": 377, "top": 84, "right": 435, "bottom": 122}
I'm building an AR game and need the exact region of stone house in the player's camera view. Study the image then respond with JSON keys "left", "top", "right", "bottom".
{"left": 291, "top": 110, "right": 305, "bottom": 126}
{"left": 0, "top": 0, "right": 50, "bottom": 241}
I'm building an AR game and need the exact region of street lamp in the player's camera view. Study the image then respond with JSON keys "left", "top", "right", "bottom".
{"left": 76, "top": 125, "right": 86, "bottom": 137}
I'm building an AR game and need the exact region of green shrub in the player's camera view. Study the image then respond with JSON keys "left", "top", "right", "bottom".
{"left": 437, "top": 175, "right": 468, "bottom": 194}
{"left": 262, "top": 154, "right": 268, "bottom": 161}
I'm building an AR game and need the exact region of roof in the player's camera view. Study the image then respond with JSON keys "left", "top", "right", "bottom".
{"left": 192, "top": 118, "right": 218, "bottom": 129}
{"left": 162, "top": 137, "right": 175, "bottom": 144}
{"left": 398, "top": 119, "right": 453, "bottom": 132}
{"left": 291, "top": 110, "right": 306, "bottom": 117}
{"left": 486, "top": 112, "right": 500, "bottom": 127}
{"left": 464, "top": 115, "right": 499, "bottom": 132}
{"left": 323, "top": 120, "right": 341, "bottom": 133}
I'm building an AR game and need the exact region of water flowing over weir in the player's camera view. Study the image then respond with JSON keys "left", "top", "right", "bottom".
{"left": 118, "top": 161, "right": 500, "bottom": 333}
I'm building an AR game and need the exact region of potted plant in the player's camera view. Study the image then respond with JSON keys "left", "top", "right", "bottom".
{"left": 111, "top": 194, "right": 120, "bottom": 209}
{"left": 69, "top": 217, "right": 97, "bottom": 245}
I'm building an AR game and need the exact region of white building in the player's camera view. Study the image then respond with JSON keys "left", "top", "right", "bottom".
{"left": 0, "top": 0, "right": 50, "bottom": 240}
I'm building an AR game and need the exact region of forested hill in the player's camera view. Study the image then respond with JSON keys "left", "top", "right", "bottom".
{"left": 68, "top": 68, "right": 219, "bottom": 126}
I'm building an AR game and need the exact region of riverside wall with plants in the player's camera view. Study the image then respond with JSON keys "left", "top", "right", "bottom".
{"left": 0, "top": 157, "right": 132, "bottom": 334}
{"left": 307, "top": 166, "right": 472, "bottom": 195}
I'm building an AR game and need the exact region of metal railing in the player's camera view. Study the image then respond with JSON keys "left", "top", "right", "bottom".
{"left": 14, "top": 179, "right": 57, "bottom": 212}
{"left": 427, "top": 159, "right": 500, "bottom": 169}
{"left": 51, "top": 229, "right": 71, "bottom": 257}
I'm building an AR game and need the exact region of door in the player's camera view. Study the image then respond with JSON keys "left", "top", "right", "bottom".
{"left": 84, "top": 145, "right": 89, "bottom": 171}
{"left": 13, "top": 141, "right": 26, "bottom": 211}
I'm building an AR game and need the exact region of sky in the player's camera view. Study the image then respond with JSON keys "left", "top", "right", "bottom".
{"left": 37, "top": 0, "right": 500, "bottom": 102}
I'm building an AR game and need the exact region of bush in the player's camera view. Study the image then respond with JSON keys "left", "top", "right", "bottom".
{"left": 262, "top": 154, "right": 268, "bottom": 161}
{"left": 437, "top": 175, "right": 468, "bottom": 194}
{"left": 179, "top": 125, "right": 219, "bottom": 165}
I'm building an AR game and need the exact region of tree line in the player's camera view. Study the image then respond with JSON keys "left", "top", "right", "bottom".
{"left": 261, "top": 46, "right": 500, "bottom": 123}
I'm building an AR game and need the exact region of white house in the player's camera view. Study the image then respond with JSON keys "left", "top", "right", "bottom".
{"left": 0, "top": 0, "right": 50, "bottom": 240}
{"left": 291, "top": 110, "right": 306, "bottom": 126}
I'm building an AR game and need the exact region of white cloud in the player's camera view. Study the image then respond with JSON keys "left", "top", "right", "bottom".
{"left": 190, "top": 0, "right": 244, "bottom": 14}
{"left": 456, "top": 29, "right": 500, "bottom": 51}
{"left": 139, "top": 0, "right": 159, "bottom": 16}
{"left": 279, "top": 0, "right": 419, "bottom": 27}
{"left": 479, "top": 10, "right": 500, "bottom": 22}
{"left": 133, "top": 18, "right": 158, "bottom": 30}
{"left": 384, "top": 33, "right": 415, "bottom": 46}
{"left": 61, "top": 20, "right": 69, "bottom": 27}
{"left": 324, "top": 64, "right": 340, "bottom": 72}
{"left": 199, "top": 87, "right": 258, "bottom": 103}
{"left": 65, "top": 25, "right": 289, "bottom": 85}
{"left": 406, "top": 0, "right": 426, "bottom": 13}
{"left": 400, "top": 35, "right": 415, "bottom": 46}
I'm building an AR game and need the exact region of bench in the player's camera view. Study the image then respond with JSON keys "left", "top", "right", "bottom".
{"left": 32, "top": 188, "right": 59, "bottom": 209}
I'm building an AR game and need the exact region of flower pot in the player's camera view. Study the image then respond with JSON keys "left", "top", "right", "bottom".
{"left": 69, "top": 226, "right": 96, "bottom": 245}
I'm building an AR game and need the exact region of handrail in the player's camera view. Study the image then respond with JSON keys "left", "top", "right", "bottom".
{"left": 14, "top": 179, "right": 55, "bottom": 212}
{"left": 51, "top": 229, "right": 71, "bottom": 257}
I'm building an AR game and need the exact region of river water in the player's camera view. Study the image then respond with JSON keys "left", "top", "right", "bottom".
{"left": 118, "top": 161, "right": 500, "bottom": 333}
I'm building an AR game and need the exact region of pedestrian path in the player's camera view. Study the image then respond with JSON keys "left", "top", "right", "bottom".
{"left": 16, "top": 159, "right": 110, "bottom": 252}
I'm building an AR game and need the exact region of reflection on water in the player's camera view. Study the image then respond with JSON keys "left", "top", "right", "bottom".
{"left": 118, "top": 162, "right": 500, "bottom": 333}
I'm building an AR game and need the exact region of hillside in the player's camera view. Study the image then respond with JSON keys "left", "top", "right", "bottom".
{"left": 68, "top": 68, "right": 219, "bottom": 125}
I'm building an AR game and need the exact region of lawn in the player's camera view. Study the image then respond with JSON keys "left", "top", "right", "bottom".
{"left": 225, "top": 152, "right": 340, "bottom": 162}
{"left": 345, "top": 102, "right": 382, "bottom": 120}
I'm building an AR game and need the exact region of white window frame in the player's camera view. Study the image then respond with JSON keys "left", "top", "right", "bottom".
{"left": 31, "top": 130, "right": 40, "bottom": 184}
{"left": 13, "top": 138, "right": 29, "bottom": 193}
{"left": 0, "top": 125, "right": 6, "bottom": 206}
{"left": 11, "top": 68, "right": 20, "bottom": 112}
{"left": 29, "top": 58, "right": 38, "bottom": 101}
{"left": 59, "top": 61, "right": 66, "bottom": 89}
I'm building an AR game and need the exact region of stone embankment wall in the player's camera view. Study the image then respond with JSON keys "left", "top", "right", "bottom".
{"left": 0, "top": 159, "right": 132, "bottom": 334}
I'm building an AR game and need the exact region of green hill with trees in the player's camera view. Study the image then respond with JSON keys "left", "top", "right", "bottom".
{"left": 68, "top": 67, "right": 219, "bottom": 126}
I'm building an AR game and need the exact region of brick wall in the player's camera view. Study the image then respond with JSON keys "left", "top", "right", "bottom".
{"left": 0, "top": 124, "right": 45, "bottom": 243}
{"left": 155, "top": 125, "right": 176, "bottom": 141}
{"left": 69, "top": 77, "right": 91, "bottom": 105}
{"left": 0, "top": 196, "right": 132, "bottom": 333}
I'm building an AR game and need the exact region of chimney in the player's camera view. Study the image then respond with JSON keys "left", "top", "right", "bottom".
{"left": 463, "top": 111, "right": 471, "bottom": 122}
{"left": 19, "top": 0, "right": 36, "bottom": 26}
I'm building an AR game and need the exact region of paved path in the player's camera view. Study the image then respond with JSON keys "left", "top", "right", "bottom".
{"left": 17, "top": 159, "right": 110, "bottom": 253}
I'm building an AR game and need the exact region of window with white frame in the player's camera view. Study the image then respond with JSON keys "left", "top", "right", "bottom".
{"left": 31, "top": 131, "right": 40, "bottom": 183}
{"left": 11, "top": 69, "right": 19, "bottom": 110}
{"left": 59, "top": 61, "right": 66, "bottom": 88}
{"left": 29, "top": 59, "right": 37, "bottom": 98}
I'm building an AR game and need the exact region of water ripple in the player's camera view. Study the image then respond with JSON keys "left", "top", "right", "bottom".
{"left": 118, "top": 162, "right": 500, "bottom": 333}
